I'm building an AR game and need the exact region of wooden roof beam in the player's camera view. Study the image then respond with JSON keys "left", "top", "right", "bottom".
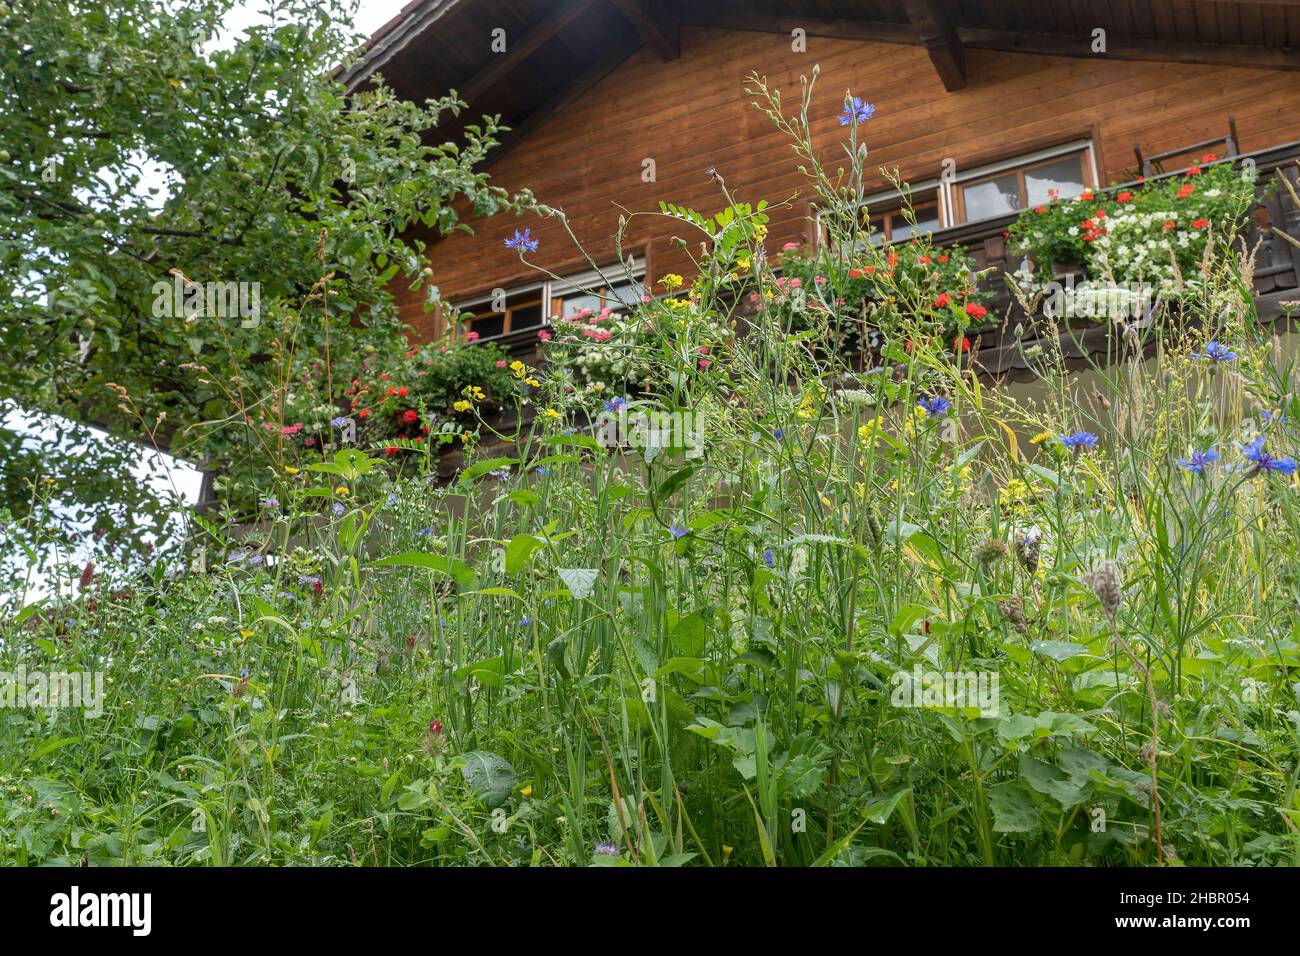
{"left": 904, "top": 0, "right": 966, "bottom": 91}
{"left": 611, "top": 0, "right": 680, "bottom": 60}
{"left": 459, "top": 0, "right": 599, "bottom": 105}
{"left": 958, "top": 27, "right": 1300, "bottom": 72}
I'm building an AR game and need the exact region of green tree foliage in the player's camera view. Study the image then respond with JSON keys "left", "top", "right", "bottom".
{"left": 0, "top": 0, "right": 521, "bottom": 549}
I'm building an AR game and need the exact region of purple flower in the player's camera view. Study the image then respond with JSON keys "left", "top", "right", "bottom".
{"left": 1177, "top": 448, "right": 1219, "bottom": 475}
{"left": 264, "top": 497, "right": 279, "bottom": 511}
{"left": 762, "top": 547, "right": 775, "bottom": 569}
{"left": 331, "top": 502, "right": 345, "bottom": 517}
{"left": 1060, "top": 431, "right": 1099, "bottom": 451}
{"left": 504, "top": 228, "right": 538, "bottom": 252}
{"left": 838, "top": 96, "right": 876, "bottom": 127}
{"left": 773, "top": 427, "right": 784, "bottom": 441}
{"left": 1262, "top": 409, "right": 1287, "bottom": 428}
{"left": 386, "top": 492, "right": 399, "bottom": 506}
{"left": 1192, "top": 341, "right": 1237, "bottom": 363}
{"left": 594, "top": 842, "right": 619, "bottom": 856}
{"left": 1241, "top": 437, "right": 1297, "bottom": 476}
{"left": 518, "top": 616, "right": 532, "bottom": 628}
{"left": 604, "top": 396, "right": 627, "bottom": 413}
{"left": 331, "top": 416, "right": 350, "bottom": 427}
{"left": 917, "top": 396, "right": 950, "bottom": 417}
{"left": 668, "top": 523, "right": 688, "bottom": 539}
{"left": 416, "top": 526, "right": 432, "bottom": 536}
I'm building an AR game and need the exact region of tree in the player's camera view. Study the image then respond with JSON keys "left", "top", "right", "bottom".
{"left": 0, "top": 0, "right": 521, "bottom": 557}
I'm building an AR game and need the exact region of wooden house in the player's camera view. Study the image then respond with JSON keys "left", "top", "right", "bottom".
{"left": 344, "top": 0, "right": 1300, "bottom": 375}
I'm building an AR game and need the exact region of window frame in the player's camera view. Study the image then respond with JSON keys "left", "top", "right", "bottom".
{"left": 450, "top": 263, "right": 646, "bottom": 344}
{"left": 948, "top": 140, "right": 1098, "bottom": 225}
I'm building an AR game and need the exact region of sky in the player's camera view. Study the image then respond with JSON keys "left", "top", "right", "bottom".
{"left": 2, "top": 0, "right": 409, "bottom": 602}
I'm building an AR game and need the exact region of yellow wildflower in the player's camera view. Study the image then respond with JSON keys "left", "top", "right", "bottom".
{"left": 520, "top": 785, "right": 533, "bottom": 798}
{"left": 660, "top": 273, "right": 684, "bottom": 291}
{"left": 453, "top": 400, "right": 472, "bottom": 412}
{"left": 334, "top": 485, "right": 349, "bottom": 496}
{"left": 544, "top": 408, "right": 562, "bottom": 420}
{"left": 284, "top": 466, "right": 300, "bottom": 475}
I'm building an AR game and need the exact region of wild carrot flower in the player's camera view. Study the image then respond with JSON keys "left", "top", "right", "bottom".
{"left": 504, "top": 228, "right": 538, "bottom": 252}
{"left": 1192, "top": 341, "right": 1236, "bottom": 363}
{"left": 1060, "top": 431, "right": 1099, "bottom": 451}
{"left": 1176, "top": 448, "right": 1219, "bottom": 474}
{"left": 838, "top": 95, "right": 875, "bottom": 126}
{"left": 1241, "top": 437, "right": 1298, "bottom": 475}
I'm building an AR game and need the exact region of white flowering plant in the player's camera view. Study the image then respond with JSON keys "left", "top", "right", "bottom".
{"left": 1009, "top": 159, "right": 1256, "bottom": 304}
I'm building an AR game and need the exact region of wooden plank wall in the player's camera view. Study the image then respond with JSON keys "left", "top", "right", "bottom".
{"left": 395, "top": 24, "right": 1300, "bottom": 339}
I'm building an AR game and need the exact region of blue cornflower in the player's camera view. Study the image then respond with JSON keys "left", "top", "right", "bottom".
{"left": 1176, "top": 448, "right": 1219, "bottom": 475}
{"left": 331, "top": 502, "right": 345, "bottom": 517}
{"left": 1192, "top": 341, "right": 1237, "bottom": 363}
{"left": 416, "top": 526, "right": 432, "bottom": 536}
{"left": 240, "top": 667, "right": 249, "bottom": 679}
{"left": 504, "top": 228, "right": 538, "bottom": 252}
{"left": 331, "top": 416, "right": 349, "bottom": 428}
{"left": 488, "top": 468, "right": 511, "bottom": 479}
{"left": 762, "top": 547, "right": 775, "bottom": 569}
{"left": 604, "top": 396, "right": 628, "bottom": 413}
{"left": 518, "top": 616, "right": 532, "bottom": 628}
{"left": 1060, "top": 431, "right": 1099, "bottom": 451}
{"left": 838, "top": 96, "right": 876, "bottom": 127}
{"left": 1262, "top": 410, "right": 1287, "bottom": 428}
{"left": 917, "top": 396, "right": 951, "bottom": 417}
{"left": 1241, "top": 437, "right": 1298, "bottom": 476}
{"left": 668, "top": 523, "right": 688, "bottom": 539}
{"left": 386, "top": 492, "right": 399, "bottom": 506}
{"left": 773, "top": 427, "right": 784, "bottom": 441}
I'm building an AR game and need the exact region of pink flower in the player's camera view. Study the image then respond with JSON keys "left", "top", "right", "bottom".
{"left": 815, "top": 276, "right": 826, "bottom": 285}
{"left": 281, "top": 423, "right": 304, "bottom": 435}
{"left": 699, "top": 346, "right": 711, "bottom": 354}
{"left": 698, "top": 359, "right": 711, "bottom": 370}
{"left": 782, "top": 242, "right": 799, "bottom": 251}
{"left": 538, "top": 329, "right": 552, "bottom": 341}
{"left": 788, "top": 278, "right": 802, "bottom": 288}
{"left": 496, "top": 360, "right": 507, "bottom": 367}
{"left": 465, "top": 330, "right": 480, "bottom": 342}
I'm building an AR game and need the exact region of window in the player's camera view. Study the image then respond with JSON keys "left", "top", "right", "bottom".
{"left": 550, "top": 267, "right": 643, "bottom": 319}
{"left": 951, "top": 142, "right": 1095, "bottom": 224}
{"left": 866, "top": 197, "right": 943, "bottom": 244}
{"left": 450, "top": 263, "right": 645, "bottom": 342}
{"left": 455, "top": 282, "right": 545, "bottom": 341}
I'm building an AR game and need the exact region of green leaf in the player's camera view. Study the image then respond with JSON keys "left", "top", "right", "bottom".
{"left": 1031, "top": 640, "right": 1088, "bottom": 662}
{"left": 990, "top": 782, "right": 1040, "bottom": 833}
{"left": 371, "top": 552, "right": 475, "bottom": 587}
{"left": 460, "top": 751, "right": 517, "bottom": 807}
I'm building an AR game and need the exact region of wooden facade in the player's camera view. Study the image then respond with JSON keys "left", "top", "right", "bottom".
{"left": 348, "top": 1, "right": 1300, "bottom": 348}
